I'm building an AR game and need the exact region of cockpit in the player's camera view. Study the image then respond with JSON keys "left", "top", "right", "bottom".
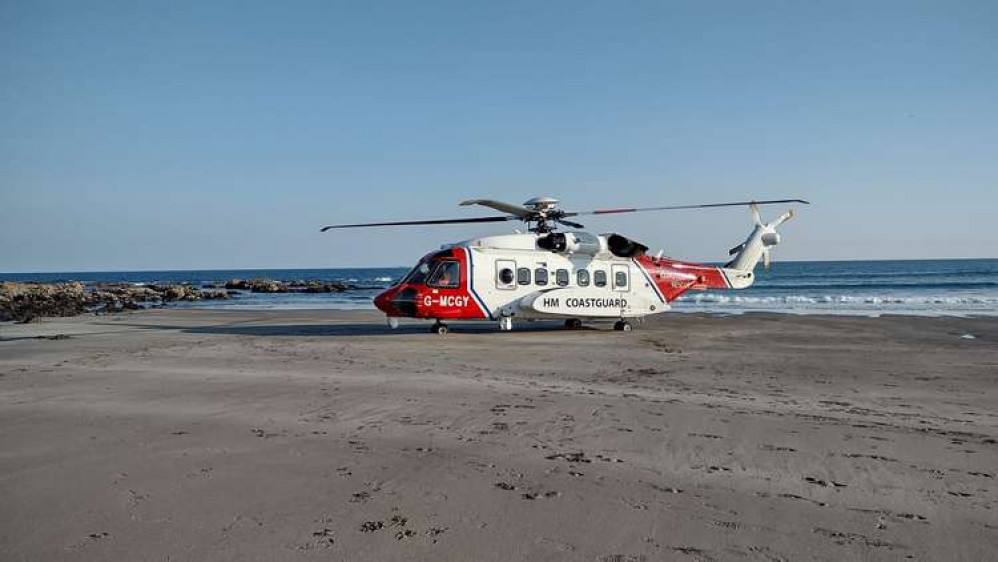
{"left": 377, "top": 251, "right": 465, "bottom": 318}
{"left": 397, "top": 253, "right": 461, "bottom": 288}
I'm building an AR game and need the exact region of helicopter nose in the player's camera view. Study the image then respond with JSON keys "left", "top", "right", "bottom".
{"left": 374, "top": 288, "right": 395, "bottom": 314}
{"left": 375, "top": 286, "right": 419, "bottom": 317}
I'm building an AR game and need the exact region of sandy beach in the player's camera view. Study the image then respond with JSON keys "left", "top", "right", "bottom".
{"left": 1, "top": 310, "right": 996, "bottom": 561}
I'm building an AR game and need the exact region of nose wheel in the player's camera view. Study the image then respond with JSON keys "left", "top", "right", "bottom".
{"left": 564, "top": 318, "right": 582, "bottom": 330}
{"left": 431, "top": 321, "right": 449, "bottom": 335}
{"left": 613, "top": 320, "right": 632, "bottom": 332}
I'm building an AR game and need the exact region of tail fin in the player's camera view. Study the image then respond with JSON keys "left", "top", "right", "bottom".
{"left": 721, "top": 206, "right": 795, "bottom": 287}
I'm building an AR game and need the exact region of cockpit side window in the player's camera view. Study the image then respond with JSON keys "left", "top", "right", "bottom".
{"left": 427, "top": 260, "right": 461, "bottom": 288}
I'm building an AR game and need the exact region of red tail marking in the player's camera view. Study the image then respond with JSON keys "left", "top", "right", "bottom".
{"left": 635, "top": 256, "right": 730, "bottom": 302}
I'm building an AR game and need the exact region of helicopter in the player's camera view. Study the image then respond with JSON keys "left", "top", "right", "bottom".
{"left": 321, "top": 197, "right": 809, "bottom": 334}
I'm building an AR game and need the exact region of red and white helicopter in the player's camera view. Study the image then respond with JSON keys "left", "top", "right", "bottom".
{"left": 322, "top": 197, "right": 808, "bottom": 334}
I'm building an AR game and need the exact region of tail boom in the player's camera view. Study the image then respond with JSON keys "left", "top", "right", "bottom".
{"left": 634, "top": 206, "right": 797, "bottom": 301}
{"left": 635, "top": 256, "right": 748, "bottom": 302}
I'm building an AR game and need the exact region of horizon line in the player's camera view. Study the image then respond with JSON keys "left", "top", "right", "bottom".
{"left": 2, "top": 256, "right": 996, "bottom": 276}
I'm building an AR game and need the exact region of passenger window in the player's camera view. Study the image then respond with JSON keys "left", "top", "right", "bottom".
{"left": 517, "top": 267, "right": 531, "bottom": 285}
{"left": 427, "top": 261, "right": 460, "bottom": 288}
{"left": 498, "top": 268, "right": 514, "bottom": 286}
{"left": 535, "top": 268, "right": 548, "bottom": 286}
{"left": 615, "top": 270, "right": 628, "bottom": 289}
{"left": 577, "top": 269, "right": 590, "bottom": 287}
{"left": 594, "top": 270, "right": 607, "bottom": 287}
{"left": 555, "top": 269, "right": 569, "bottom": 286}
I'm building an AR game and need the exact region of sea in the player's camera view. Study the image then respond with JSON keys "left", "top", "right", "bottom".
{"left": 2, "top": 259, "right": 996, "bottom": 317}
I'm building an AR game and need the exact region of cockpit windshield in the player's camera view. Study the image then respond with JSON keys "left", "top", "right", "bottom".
{"left": 400, "top": 260, "right": 431, "bottom": 285}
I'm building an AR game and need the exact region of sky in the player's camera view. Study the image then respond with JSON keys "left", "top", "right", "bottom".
{"left": 1, "top": 0, "right": 996, "bottom": 272}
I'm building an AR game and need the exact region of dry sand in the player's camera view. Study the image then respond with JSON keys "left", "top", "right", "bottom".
{"left": 1, "top": 310, "right": 996, "bottom": 561}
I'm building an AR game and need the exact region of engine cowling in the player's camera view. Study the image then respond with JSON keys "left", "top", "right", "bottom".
{"left": 536, "top": 232, "right": 606, "bottom": 255}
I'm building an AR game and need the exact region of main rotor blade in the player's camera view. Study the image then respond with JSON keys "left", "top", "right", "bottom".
{"left": 320, "top": 216, "right": 512, "bottom": 232}
{"left": 556, "top": 218, "right": 586, "bottom": 229}
{"left": 567, "top": 198, "right": 810, "bottom": 217}
{"left": 460, "top": 199, "right": 533, "bottom": 218}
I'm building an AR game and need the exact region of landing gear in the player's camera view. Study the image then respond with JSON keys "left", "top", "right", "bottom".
{"left": 498, "top": 316, "right": 514, "bottom": 331}
{"left": 387, "top": 317, "right": 399, "bottom": 330}
{"left": 564, "top": 318, "right": 582, "bottom": 330}
{"left": 613, "top": 320, "right": 633, "bottom": 332}
{"left": 431, "top": 321, "right": 449, "bottom": 335}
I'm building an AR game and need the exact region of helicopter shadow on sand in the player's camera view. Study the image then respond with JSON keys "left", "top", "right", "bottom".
{"left": 99, "top": 319, "right": 600, "bottom": 338}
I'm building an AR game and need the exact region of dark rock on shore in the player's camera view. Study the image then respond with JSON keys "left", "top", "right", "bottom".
{"left": 223, "top": 278, "right": 351, "bottom": 294}
{"left": 224, "top": 279, "right": 249, "bottom": 290}
{"left": 247, "top": 278, "right": 285, "bottom": 293}
{"left": 0, "top": 282, "right": 88, "bottom": 323}
{"left": 299, "top": 281, "right": 349, "bottom": 293}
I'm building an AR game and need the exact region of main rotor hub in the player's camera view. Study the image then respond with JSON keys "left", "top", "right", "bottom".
{"left": 521, "top": 197, "right": 565, "bottom": 233}
{"left": 523, "top": 196, "right": 560, "bottom": 212}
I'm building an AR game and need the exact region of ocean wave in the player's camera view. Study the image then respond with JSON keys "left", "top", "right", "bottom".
{"left": 748, "top": 281, "right": 998, "bottom": 291}
{"left": 678, "top": 293, "right": 998, "bottom": 305}
{"left": 764, "top": 267, "right": 998, "bottom": 280}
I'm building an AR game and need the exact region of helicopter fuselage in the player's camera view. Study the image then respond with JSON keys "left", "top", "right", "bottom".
{"left": 373, "top": 231, "right": 754, "bottom": 329}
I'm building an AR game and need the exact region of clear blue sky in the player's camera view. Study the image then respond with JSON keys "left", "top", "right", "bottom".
{"left": 2, "top": 1, "right": 995, "bottom": 272}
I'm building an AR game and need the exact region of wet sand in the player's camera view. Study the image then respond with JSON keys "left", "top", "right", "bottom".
{"left": 1, "top": 310, "right": 996, "bottom": 561}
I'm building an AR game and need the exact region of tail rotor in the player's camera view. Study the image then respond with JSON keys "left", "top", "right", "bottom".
{"left": 726, "top": 204, "right": 799, "bottom": 272}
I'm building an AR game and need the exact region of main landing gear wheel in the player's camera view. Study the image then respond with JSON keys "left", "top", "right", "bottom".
{"left": 431, "top": 322, "right": 448, "bottom": 335}
{"left": 613, "top": 320, "right": 632, "bottom": 332}
{"left": 564, "top": 318, "right": 582, "bottom": 330}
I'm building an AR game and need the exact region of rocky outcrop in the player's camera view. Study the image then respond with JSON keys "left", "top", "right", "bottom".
{"left": 1, "top": 277, "right": 355, "bottom": 323}
{"left": 248, "top": 278, "right": 285, "bottom": 293}
{"left": 223, "top": 278, "right": 350, "bottom": 294}
{"left": 0, "top": 282, "right": 88, "bottom": 323}
{"left": 0, "top": 282, "right": 231, "bottom": 323}
{"left": 224, "top": 279, "right": 250, "bottom": 290}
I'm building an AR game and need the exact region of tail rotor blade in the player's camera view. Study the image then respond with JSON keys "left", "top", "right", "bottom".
{"left": 763, "top": 248, "right": 771, "bottom": 270}
{"left": 768, "top": 208, "right": 795, "bottom": 228}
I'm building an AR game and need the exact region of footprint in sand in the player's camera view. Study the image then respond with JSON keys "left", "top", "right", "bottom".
{"left": 804, "top": 476, "right": 847, "bottom": 488}
{"left": 812, "top": 527, "right": 902, "bottom": 550}
{"left": 760, "top": 444, "right": 796, "bottom": 452}
{"left": 779, "top": 493, "right": 827, "bottom": 507}
{"left": 426, "top": 527, "right": 448, "bottom": 543}
{"left": 521, "top": 491, "right": 560, "bottom": 500}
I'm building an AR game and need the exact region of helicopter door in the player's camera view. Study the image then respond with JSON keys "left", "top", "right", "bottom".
{"left": 611, "top": 264, "right": 629, "bottom": 292}
{"left": 495, "top": 259, "right": 516, "bottom": 290}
